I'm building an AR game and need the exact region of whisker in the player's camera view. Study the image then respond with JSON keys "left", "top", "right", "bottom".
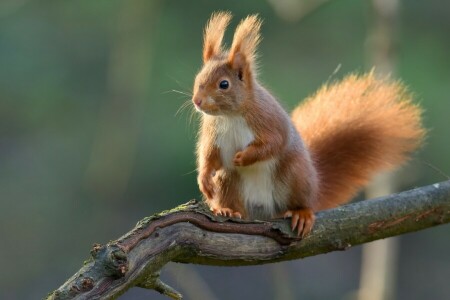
{"left": 325, "top": 64, "right": 342, "bottom": 84}
{"left": 161, "top": 89, "right": 193, "bottom": 97}
{"left": 166, "top": 74, "right": 192, "bottom": 92}
{"left": 189, "top": 106, "right": 199, "bottom": 128}
{"left": 175, "top": 100, "right": 193, "bottom": 117}
{"left": 173, "top": 89, "right": 193, "bottom": 97}
{"left": 181, "top": 169, "right": 198, "bottom": 176}
{"left": 422, "top": 160, "right": 450, "bottom": 180}
{"left": 175, "top": 89, "right": 193, "bottom": 97}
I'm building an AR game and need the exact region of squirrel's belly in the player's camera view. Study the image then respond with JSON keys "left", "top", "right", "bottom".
{"left": 214, "top": 115, "right": 288, "bottom": 219}
{"left": 238, "top": 159, "right": 285, "bottom": 219}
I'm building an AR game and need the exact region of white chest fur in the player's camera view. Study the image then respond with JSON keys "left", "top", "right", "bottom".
{"left": 215, "top": 116, "right": 254, "bottom": 168}
{"left": 215, "top": 116, "right": 279, "bottom": 219}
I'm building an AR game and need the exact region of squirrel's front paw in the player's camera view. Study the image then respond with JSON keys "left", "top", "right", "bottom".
{"left": 233, "top": 151, "right": 245, "bottom": 166}
{"left": 211, "top": 207, "right": 242, "bottom": 219}
{"left": 233, "top": 151, "right": 253, "bottom": 166}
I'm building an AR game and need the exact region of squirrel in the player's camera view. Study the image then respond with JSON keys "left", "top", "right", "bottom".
{"left": 191, "top": 12, "right": 425, "bottom": 237}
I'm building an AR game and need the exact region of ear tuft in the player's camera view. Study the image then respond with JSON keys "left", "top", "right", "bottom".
{"left": 203, "top": 11, "right": 232, "bottom": 63}
{"left": 228, "top": 14, "right": 262, "bottom": 77}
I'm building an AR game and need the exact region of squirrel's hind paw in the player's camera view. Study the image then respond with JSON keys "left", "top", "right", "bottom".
{"left": 284, "top": 208, "right": 315, "bottom": 238}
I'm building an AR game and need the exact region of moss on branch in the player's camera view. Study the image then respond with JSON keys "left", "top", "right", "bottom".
{"left": 47, "top": 181, "right": 450, "bottom": 299}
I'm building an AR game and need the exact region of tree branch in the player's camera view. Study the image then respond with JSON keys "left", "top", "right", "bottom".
{"left": 46, "top": 181, "right": 450, "bottom": 299}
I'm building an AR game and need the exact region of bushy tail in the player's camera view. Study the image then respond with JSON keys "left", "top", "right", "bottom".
{"left": 291, "top": 73, "right": 425, "bottom": 210}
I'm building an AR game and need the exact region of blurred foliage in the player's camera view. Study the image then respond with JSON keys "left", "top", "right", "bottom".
{"left": 0, "top": 0, "right": 449, "bottom": 299}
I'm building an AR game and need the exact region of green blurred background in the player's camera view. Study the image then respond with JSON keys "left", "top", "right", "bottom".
{"left": 1, "top": 0, "right": 449, "bottom": 299}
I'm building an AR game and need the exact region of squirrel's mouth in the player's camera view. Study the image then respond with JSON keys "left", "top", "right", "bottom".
{"left": 194, "top": 102, "right": 222, "bottom": 116}
{"left": 196, "top": 108, "right": 221, "bottom": 116}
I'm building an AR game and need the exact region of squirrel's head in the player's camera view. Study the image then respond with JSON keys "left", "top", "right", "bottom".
{"left": 192, "top": 12, "right": 262, "bottom": 116}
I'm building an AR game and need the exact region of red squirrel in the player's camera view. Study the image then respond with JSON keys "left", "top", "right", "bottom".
{"left": 192, "top": 12, "right": 425, "bottom": 237}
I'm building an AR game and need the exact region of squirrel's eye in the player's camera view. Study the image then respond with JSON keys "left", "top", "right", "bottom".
{"left": 219, "top": 80, "right": 229, "bottom": 90}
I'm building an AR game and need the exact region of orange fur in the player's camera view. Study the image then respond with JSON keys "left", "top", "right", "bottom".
{"left": 203, "top": 12, "right": 232, "bottom": 63}
{"left": 192, "top": 12, "right": 424, "bottom": 236}
{"left": 228, "top": 14, "right": 262, "bottom": 79}
{"left": 292, "top": 73, "right": 425, "bottom": 210}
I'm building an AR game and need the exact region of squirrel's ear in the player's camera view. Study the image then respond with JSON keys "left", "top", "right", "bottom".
{"left": 228, "top": 14, "right": 262, "bottom": 82}
{"left": 203, "top": 12, "right": 232, "bottom": 63}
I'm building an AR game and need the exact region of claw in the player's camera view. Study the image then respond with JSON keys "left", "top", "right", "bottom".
{"left": 233, "top": 211, "right": 242, "bottom": 219}
{"left": 284, "top": 208, "right": 315, "bottom": 238}
{"left": 284, "top": 211, "right": 292, "bottom": 219}
{"left": 291, "top": 213, "right": 299, "bottom": 231}
{"left": 297, "top": 218, "right": 305, "bottom": 237}
{"left": 211, "top": 207, "right": 242, "bottom": 219}
{"left": 303, "top": 216, "right": 314, "bottom": 238}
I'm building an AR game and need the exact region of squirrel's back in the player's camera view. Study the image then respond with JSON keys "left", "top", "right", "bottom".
{"left": 292, "top": 73, "right": 425, "bottom": 210}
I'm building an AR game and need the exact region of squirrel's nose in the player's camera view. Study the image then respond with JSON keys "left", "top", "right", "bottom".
{"left": 193, "top": 98, "right": 203, "bottom": 107}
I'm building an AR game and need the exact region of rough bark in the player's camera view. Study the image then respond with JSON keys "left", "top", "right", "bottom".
{"left": 46, "top": 181, "right": 450, "bottom": 300}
